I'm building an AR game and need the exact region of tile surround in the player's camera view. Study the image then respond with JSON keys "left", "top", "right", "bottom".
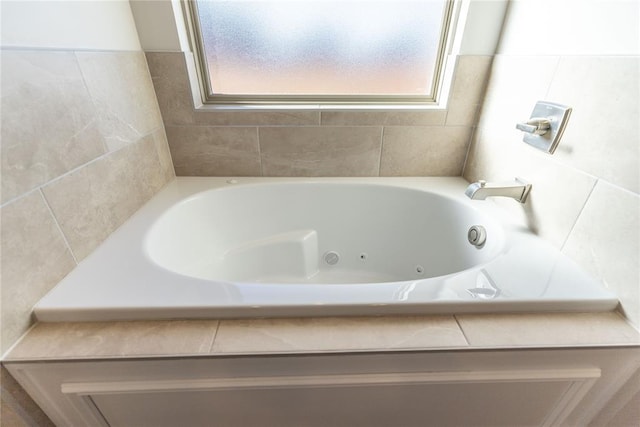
{"left": 380, "top": 126, "right": 471, "bottom": 176}
{"left": 211, "top": 316, "right": 467, "bottom": 353}
{"left": 320, "top": 110, "right": 446, "bottom": 126}
{"left": 145, "top": 51, "right": 491, "bottom": 177}
{"left": 546, "top": 57, "right": 640, "bottom": 193}
{"left": 0, "top": 50, "right": 107, "bottom": 203}
{"left": 456, "top": 312, "right": 640, "bottom": 348}
{"left": 76, "top": 51, "right": 164, "bottom": 151}
{"left": 562, "top": 181, "right": 640, "bottom": 327}
{"left": 144, "top": 51, "right": 196, "bottom": 126}
{"left": 5, "top": 313, "right": 639, "bottom": 361}
{"left": 0, "top": 192, "right": 76, "bottom": 353}
{"left": 474, "top": 55, "right": 560, "bottom": 132}
{"left": 1, "top": 48, "right": 174, "bottom": 354}
{"left": 5, "top": 321, "right": 218, "bottom": 360}
{"left": 151, "top": 127, "right": 176, "bottom": 184}
{"left": 467, "top": 146, "right": 598, "bottom": 249}
{"left": 166, "top": 126, "right": 261, "bottom": 176}
{"left": 465, "top": 53, "right": 639, "bottom": 328}
{"left": 192, "top": 110, "right": 321, "bottom": 127}
{"left": 260, "top": 126, "right": 383, "bottom": 176}
{"left": 42, "top": 135, "right": 170, "bottom": 261}
{"left": 444, "top": 55, "right": 493, "bottom": 126}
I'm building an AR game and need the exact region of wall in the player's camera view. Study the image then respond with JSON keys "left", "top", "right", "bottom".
{"left": 464, "top": 0, "right": 639, "bottom": 328}
{"left": 146, "top": 52, "right": 492, "bottom": 177}
{"left": 138, "top": 1, "right": 506, "bottom": 178}
{"left": 0, "top": 1, "right": 174, "bottom": 426}
{"left": 0, "top": 0, "right": 174, "bottom": 355}
{"left": 1, "top": 0, "right": 174, "bottom": 423}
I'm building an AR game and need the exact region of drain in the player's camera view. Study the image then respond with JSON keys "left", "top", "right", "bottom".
{"left": 324, "top": 251, "right": 340, "bottom": 265}
{"left": 468, "top": 225, "right": 487, "bottom": 248}
{"left": 416, "top": 265, "right": 424, "bottom": 274}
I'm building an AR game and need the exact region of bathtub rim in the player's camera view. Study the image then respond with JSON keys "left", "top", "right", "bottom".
{"left": 32, "top": 176, "right": 619, "bottom": 323}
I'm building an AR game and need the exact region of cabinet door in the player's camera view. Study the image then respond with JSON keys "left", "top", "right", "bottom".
{"left": 66, "top": 369, "right": 599, "bottom": 427}
{"left": 6, "top": 348, "right": 639, "bottom": 427}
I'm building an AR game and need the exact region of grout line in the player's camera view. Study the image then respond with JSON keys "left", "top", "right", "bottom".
{"left": 0, "top": 188, "right": 41, "bottom": 210}
{"left": 163, "top": 123, "right": 409, "bottom": 129}
{"left": 1, "top": 321, "right": 41, "bottom": 360}
{"left": 377, "top": 126, "right": 385, "bottom": 176}
{"left": 209, "top": 321, "right": 222, "bottom": 353}
{"left": 153, "top": 124, "right": 177, "bottom": 179}
{"left": 72, "top": 50, "right": 110, "bottom": 155}
{"left": 1, "top": 157, "right": 103, "bottom": 209}
{"left": 543, "top": 56, "right": 562, "bottom": 100}
{"left": 38, "top": 189, "right": 79, "bottom": 265}
{"left": 0, "top": 126, "right": 165, "bottom": 208}
{"left": 559, "top": 178, "right": 599, "bottom": 252}
{"left": 453, "top": 315, "right": 472, "bottom": 347}
{"left": 12, "top": 130, "right": 159, "bottom": 206}
{"left": 256, "top": 127, "right": 264, "bottom": 177}
{"left": 588, "top": 177, "right": 640, "bottom": 198}
{"left": 460, "top": 124, "right": 478, "bottom": 179}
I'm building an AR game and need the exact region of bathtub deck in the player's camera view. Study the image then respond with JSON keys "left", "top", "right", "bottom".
{"left": 5, "top": 312, "right": 640, "bottom": 362}
{"left": 33, "top": 177, "right": 619, "bottom": 322}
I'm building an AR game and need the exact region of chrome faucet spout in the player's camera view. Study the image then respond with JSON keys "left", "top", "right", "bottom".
{"left": 465, "top": 178, "right": 532, "bottom": 203}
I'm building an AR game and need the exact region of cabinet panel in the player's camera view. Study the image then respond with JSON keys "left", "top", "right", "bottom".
{"left": 5, "top": 348, "right": 639, "bottom": 427}
{"left": 89, "top": 379, "right": 585, "bottom": 427}
{"left": 64, "top": 369, "right": 599, "bottom": 427}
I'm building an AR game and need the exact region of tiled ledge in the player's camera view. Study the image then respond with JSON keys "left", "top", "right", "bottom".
{"left": 4, "top": 312, "right": 639, "bottom": 362}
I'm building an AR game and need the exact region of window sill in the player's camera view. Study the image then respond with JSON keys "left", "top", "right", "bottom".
{"left": 194, "top": 103, "right": 448, "bottom": 112}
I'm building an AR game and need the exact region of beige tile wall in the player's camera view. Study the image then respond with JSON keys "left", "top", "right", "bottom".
{"left": 146, "top": 52, "right": 492, "bottom": 177}
{"left": 464, "top": 57, "right": 639, "bottom": 327}
{"left": 0, "top": 49, "right": 175, "bottom": 354}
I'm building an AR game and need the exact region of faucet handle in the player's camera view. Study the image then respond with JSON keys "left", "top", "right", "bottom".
{"left": 516, "top": 118, "right": 551, "bottom": 135}
{"left": 517, "top": 101, "right": 572, "bottom": 154}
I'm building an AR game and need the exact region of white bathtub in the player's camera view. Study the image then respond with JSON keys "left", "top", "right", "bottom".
{"left": 35, "top": 177, "right": 618, "bottom": 321}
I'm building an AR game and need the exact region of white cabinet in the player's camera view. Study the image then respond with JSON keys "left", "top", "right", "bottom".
{"left": 6, "top": 348, "right": 639, "bottom": 426}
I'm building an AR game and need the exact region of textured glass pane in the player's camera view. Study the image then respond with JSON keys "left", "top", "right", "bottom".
{"left": 196, "top": 0, "right": 447, "bottom": 96}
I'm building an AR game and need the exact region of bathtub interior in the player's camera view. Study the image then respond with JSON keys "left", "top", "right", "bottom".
{"left": 145, "top": 183, "right": 506, "bottom": 284}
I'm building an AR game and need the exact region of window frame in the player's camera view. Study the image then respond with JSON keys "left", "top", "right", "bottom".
{"left": 183, "top": 0, "right": 457, "bottom": 107}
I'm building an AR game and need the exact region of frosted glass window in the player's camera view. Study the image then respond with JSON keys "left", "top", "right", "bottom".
{"left": 192, "top": 0, "right": 451, "bottom": 102}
